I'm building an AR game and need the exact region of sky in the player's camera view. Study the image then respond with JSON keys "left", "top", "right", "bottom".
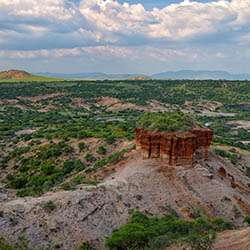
{"left": 1, "top": 0, "right": 250, "bottom": 74}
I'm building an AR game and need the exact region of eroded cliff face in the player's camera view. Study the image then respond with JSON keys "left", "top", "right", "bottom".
{"left": 136, "top": 127, "right": 212, "bottom": 165}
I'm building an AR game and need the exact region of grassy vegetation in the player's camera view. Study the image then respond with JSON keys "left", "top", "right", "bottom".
{"left": 244, "top": 215, "right": 250, "bottom": 225}
{"left": 105, "top": 211, "right": 233, "bottom": 250}
{"left": 213, "top": 148, "right": 239, "bottom": 165}
{"left": 137, "top": 111, "right": 194, "bottom": 132}
{"left": 0, "top": 79, "right": 250, "bottom": 196}
{"left": 4, "top": 141, "right": 84, "bottom": 196}
{"left": 0, "top": 76, "right": 63, "bottom": 83}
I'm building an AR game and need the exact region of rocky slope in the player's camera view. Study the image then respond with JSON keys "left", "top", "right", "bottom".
{"left": 214, "top": 227, "right": 250, "bottom": 250}
{"left": 0, "top": 150, "right": 250, "bottom": 249}
{"left": 167, "top": 228, "right": 250, "bottom": 250}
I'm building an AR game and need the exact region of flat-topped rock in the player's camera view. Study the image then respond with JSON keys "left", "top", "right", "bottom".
{"left": 136, "top": 127, "right": 212, "bottom": 166}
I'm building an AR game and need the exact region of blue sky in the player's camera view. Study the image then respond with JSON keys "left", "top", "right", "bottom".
{"left": 119, "top": 0, "right": 211, "bottom": 9}
{"left": 1, "top": 0, "right": 250, "bottom": 74}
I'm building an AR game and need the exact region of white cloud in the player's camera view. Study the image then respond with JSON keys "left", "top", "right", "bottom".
{"left": 78, "top": 0, "right": 244, "bottom": 41}
{"left": 230, "top": 0, "right": 250, "bottom": 25}
{"left": 1, "top": 0, "right": 250, "bottom": 49}
{"left": 1, "top": 0, "right": 250, "bottom": 73}
{"left": 149, "top": 0, "right": 235, "bottom": 40}
{"left": 0, "top": 0, "right": 75, "bottom": 20}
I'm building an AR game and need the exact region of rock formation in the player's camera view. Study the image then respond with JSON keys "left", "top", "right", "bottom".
{"left": 136, "top": 127, "right": 212, "bottom": 165}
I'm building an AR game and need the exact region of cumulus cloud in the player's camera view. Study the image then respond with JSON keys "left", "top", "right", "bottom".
{"left": 0, "top": 0, "right": 74, "bottom": 20}
{"left": 1, "top": 0, "right": 250, "bottom": 73}
{"left": 0, "top": 45, "right": 189, "bottom": 60}
{"left": 0, "top": 0, "right": 97, "bottom": 50}
{"left": 2, "top": 0, "right": 250, "bottom": 51}
{"left": 78, "top": 0, "right": 249, "bottom": 41}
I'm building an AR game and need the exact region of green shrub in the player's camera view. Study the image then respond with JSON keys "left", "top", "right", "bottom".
{"left": 246, "top": 167, "right": 250, "bottom": 178}
{"left": 244, "top": 215, "right": 250, "bottom": 225}
{"left": 137, "top": 112, "right": 194, "bottom": 132}
{"left": 96, "top": 146, "right": 107, "bottom": 155}
{"left": 214, "top": 148, "right": 238, "bottom": 165}
{"left": 210, "top": 217, "right": 233, "bottom": 231}
{"left": 78, "top": 142, "right": 86, "bottom": 152}
{"left": 7, "top": 174, "right": 27, "bottom": 189}
{"left": 63, "top": 160, "right": 86, "bottom": 174}
{"left": 105, "top": 211, "right": 231, "bottom": 250}
{"left": 85, "top": 153, "right": 96, "bottom": 163}
{"left": 92, "top": 149, "right": 127, "bottom": 171}
{"left": 0, "top": 238, "right": 16, "bottom": 250}
{"left": 38, "top": 142, "right": 72, "bottom": 160}
{"left": 61, "top": 175, "right": 98, "bottom": 190}
{"left": 41, "top": 163, "right": 56, "bottom": 175}
{"left": 105, "top": 135, "right": 116, "bottom": 145}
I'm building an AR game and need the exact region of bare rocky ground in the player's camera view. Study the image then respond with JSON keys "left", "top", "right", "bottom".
{"left": 96, "top": 96, "right": 172, "bottom": 112}
{"left": 166, "top": 228, "right": 250, "bottom": 250}
{"left": 0, "top": 150, "right": 250, "bottom": 250}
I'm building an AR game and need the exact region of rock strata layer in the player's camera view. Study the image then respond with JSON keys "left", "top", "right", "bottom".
{"left": 136, "top": 127, "right": 212, "bottom": 165}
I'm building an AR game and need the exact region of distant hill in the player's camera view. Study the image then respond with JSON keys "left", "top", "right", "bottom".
{"left": 3, "top": 69, "right": 250, "bottom": 81}
{"left": 38, "top": 70, "right": 250, "bottom": 80}
{"left": 0, "top": 70, "right": 32, "bottom": 80}
{"left": 151, "top": 70, "right": 250, "bottom": 80}
{"left": 37, "top": 72, "right": 150, "bottom": 80}
{"left": 0, "top": 69, "right": 62, "bottom": 82}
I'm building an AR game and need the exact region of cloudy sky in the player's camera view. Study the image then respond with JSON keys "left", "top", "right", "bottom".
{"left": 1, "top": 0, "right": 250, "bottom": 74}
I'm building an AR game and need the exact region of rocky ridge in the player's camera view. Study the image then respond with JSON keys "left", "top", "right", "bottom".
{"left": 136, "top": 127, "right": 212, "bottom": 165}
{"left": 0, "top": 149, "right": 250, "bottom": 250}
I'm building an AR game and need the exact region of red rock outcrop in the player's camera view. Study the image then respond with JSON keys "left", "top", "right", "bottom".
{"left": 136, "top": 127, "right": 212, "bottom": 166}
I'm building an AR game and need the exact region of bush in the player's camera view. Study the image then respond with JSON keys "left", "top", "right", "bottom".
{"left": 79, "top": 142, "right": 86, "bottom": 152}
{"left": 105, "top": 211, "right": 230, "bottom": 250}
{"left": 246, "top": 167, "right": 250, "bottom": 178}
{"left": 105, "top": 135, "right": 116, "bottom": 145}
{"left": 61, "top": 175, "right": 98, "bottom": 190}
{"left": 92, "top": 149, "right": 127, "bottom": 171}
{"left": 41, "top": 163, "right": 56, "bottom": 175}
{"left": 210, "top": 217, "right": 233, "bottom": 231}
{"left": 6, "top": 174, "right": 27, "bottom": 189}
{"left": 38, "top": 142, "right": 72, "bottom": 160}
{"left": 63, "top": 160, "right": 86, "bottom": 174}
{"left": 85, "top": 153, "right": 96, "bottom": 163}
{"left": 214, "top": 148, "right": 238, "bottom": 165}
{"left": 244, "top": 215, "right": 250, "bottom": 225}
{"left": 96, "top": 145, "right": 107, "bottom": 155}
{"left": 137, "top": 112, "right": 194, "bottom": 132}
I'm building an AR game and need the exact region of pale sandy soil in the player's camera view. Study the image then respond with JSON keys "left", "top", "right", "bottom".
{"left": 17, "top": 93, "right": 66, "bottom": 103}
{"left": 166, "top": 227, "right": 250, "bottom": 250}
{"left": 227, "top": 120, "right": 250, "bottom": 131}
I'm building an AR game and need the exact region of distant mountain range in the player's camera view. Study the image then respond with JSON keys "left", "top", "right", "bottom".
{"left": 36, "top": 72, "right": 150, "bottom": 80}
{"left": 38, "top": 70, "right": 250, "bottom": 80}
{"left": 151, "top": 70, "right": 250, "bottom": 80}
{"left": 2, "top": 69, "right": 250, "bottom": 81}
